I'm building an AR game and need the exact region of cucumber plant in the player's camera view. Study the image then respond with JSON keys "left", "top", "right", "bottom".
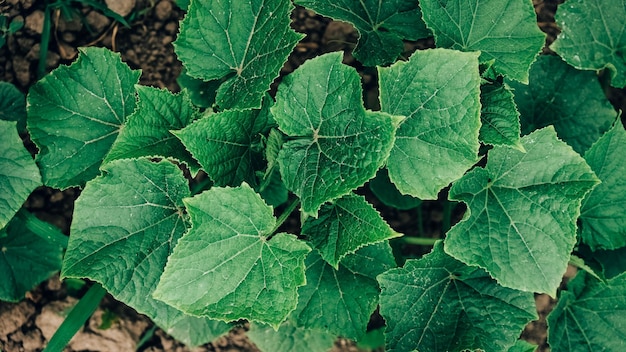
{"left": 1, "top": 0, "right": 625, "bottom": 351}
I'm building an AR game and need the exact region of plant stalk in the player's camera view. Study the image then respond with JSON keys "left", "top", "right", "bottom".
{"left": 269, "top": 198, "right": 300, "bottom": 236}
{"left": 401, "top": 236, "right": 438, "bottom": 246}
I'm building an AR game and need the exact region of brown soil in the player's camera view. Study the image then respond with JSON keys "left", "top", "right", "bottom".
{"left": 0, "top": 0, "right": 618, "bottom": 351}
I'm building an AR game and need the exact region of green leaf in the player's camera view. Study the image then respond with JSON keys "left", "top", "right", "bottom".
{"left": 27, "top": 47, "right": 140, "bottom": 189}
{"left": 174, "top": 96, "right": 275, "bottom": 187}
{"left": 273, "top": 52, "right": 399, "bottom": 216}
{"left": 379, "top": 48, "right": 481, "bottom": 199}
{"left": 357, "top": 327, "right": 385, "bottom": 351}
{"left": 550, "top": 0, "right": 626, "bottom": 88}
{"left": 420, "top": 0, "right": 545, "bottom": 83}
{"left": 61, "top": 158, "right": 225, "bottom": 346}
{"left": 479, "top": 81, "right": 524, "bottom": 151}
{"left": 0, "top": 211, "right": 64, "bottom": 302}
{"left": 294, "top": 0, "right": 430, "bottom": 66}
{"left": 104, "top": 86, "right": 201, "bottom": 174}
{"left": 264, "top": 128, "right": 284, "bottom": 179}
{"left": 177, "top": 68, "right": 220, "bottom": 108}
{"left": 509, "top": 55, "right": 617, "bottom": 155}
{"left": 258, "top": 168, "right": 288, "bottom": 207}
{"left": 0, "top": 81, "right": 26, "bottom": 132}
{"left": 248, "top": 321, "right": 335, "bottom": 352}
{"left": 153, "top": 184, "right": 311, "bottom": 327}
{"left": 580, "top": 121, "right": 626, "bottom": 250}
{"left": 377, "top": 241, "right": 537, "bottom": 352}
{"left": 174, "top": 0, "right": 303, "bottom": 109}
{"left": 507, "top": 339, "right": 537, "bottom": 352}
{"left": 590, "top": 246, "right": 626, "bottom": 279}
{"left": 302, "top": 193, "right": 401, "bottom": 268}
{"left": 294, "top": 243, "right": 396, "bottom": 340}
{"left": 164, "top": 317, "right": 231, "bottom": 347}
{"left": 0, "top": 121, "right": 41, "bottom": 229}
{"left": 341, "top": 240, "right": 397, "bottom": 278}
{"left": 444, "top": 127, "right": 599, "bottom": 295}
{"left": 547, "top": 271, "right": 626, "bottom": 351}
{"left": 369, "top": 169, "right": 421, "bottom": 210}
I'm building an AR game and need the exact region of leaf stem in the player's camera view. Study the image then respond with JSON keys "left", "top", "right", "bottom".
{"left": 43, "top": 282, "right": 107, "bottom": 352}
{"left": 270, "top": 198, "right": 300, "bottom": 236}
{"left": 401, "top": 237, "right": 438, "bottom": 246}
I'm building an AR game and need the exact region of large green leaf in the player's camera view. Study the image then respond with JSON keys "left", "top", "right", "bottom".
{"left": 248, "top": 321, "right": 335, "bottom": 352}
{"left": 61, "top": 159, "right": 227, "bottom": 346}
{"left": 444, "top": 127, "right": 599, "bottom": 295}
{"left": 294, "top": 0, "right": 430, "bottom": 66}
{"left": 153, "top": 184, "right": 311, "bottom": 327}
{"left": 377, "top": 241, "right": 537, "bottom": 352}
{"left": 273, "top": 52, "right": 399, "bottom": 216}
{"left": 27, "top": 47, "right": 140, "bottom": 189}
{"left": 547, "top": 271, "right": 626, "bottom": 351}
{"left": 174, "top": 0, "right": 303, "bottom": 109}
{"left": 369, "top": 169, "right": 421, "bottom": 210}
{"left": 508, "top": 340, "right": 537, "bottom": 352}
{"left": 174, "top": 96, "right": 274, "bottom": 187}
{"left": 580, "top": 122, "right": 626, "bottom": 250}
{"left": 0, "top": 121, "right": 41, "bottom": 229}
{"left": 590, "top": 246, "right": 626, "bottom": 280}
{"left": 420, "top": 0, "right": 545, "bottom": 83}
{"left": 479, "top": 81, "right": 524, "bottom": 151}
{"left": 509, "top": 55, "right": 617, "bottom": 155}
{"left": 104, "top": 86, "right": 200, "bottom": 173}
{"left": 0, "top": 211, "right": 64, "bottom": 302}
{"left": 294, "top": 242, "right": 396, "bottom": 341}
{"left": 176, "top": 68, "right": 220, "bottom": 109}
{"left": 379, "top": 48, "right": 481, "bottom": 199}
{"left": 0, "top": 81, "right": 26, "bottom": 132}
{"left": 302, "top": 193, "right": 400, "bottom": 268}
{"left": 550, "top": 0, "right": 626, "bottom": 88}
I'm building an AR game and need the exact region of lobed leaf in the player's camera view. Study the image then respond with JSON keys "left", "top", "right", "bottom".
{"left": 61, "top": 158, "right": 227, "bottom": 346}
{"left": 176, "top": 68, "right": 220, "bottom": 108}
{"left": 445, "top": 127, "right": 599, "bottom": 295}
{"left": 550, "top": 0, "right": 626, "bottom": 88}
{"left": 294, "top": 0, "right": 430, "bottom": 66}
{"left": 0, "top": 81, "right": 26, "bottom": 132}
{"left": 293, "top": 242, "right": 396, "bottom": 341}
{"left": 174, "top": 0, "right": 303, "bottom": 109}
{"left": 153, "top": 184, "right": 311, "bottom": 327}
{"left": 547, "top": 271, "right": 626, "bottom": 351}
{"left": 580, "top": 121, "right": 626, "bottom": 250}
{"left": 0, "top": 212, "right": 64, "bottom": 302}
{"left": 369, "top": 169, "right": 421, "bottom": 210}
{"left": 27, "top": 47, "right": 140, "bottom": 189}
{"left": 174, "top": 96, "right": 274, "bottom": 187}
{"left": 0, "top": 121, "right": 41, "bottom": 229}
{"left": 273, "top": 52, "right": 399, "bottom": 216}
{"left": 379, "top": 48, "right": 481, "bottom": 199}
{"left": 248, "top": 321, "right": 335, "bottom": 352}
{"left": 509, "top": 55, "right": 617, "bottom": 155}
{"left": 479, "top": 81, "right": 524, "bottom": 151}
{"left": 419, "top": 0, "right": 545, "bottom": 83}
{"left": 104, "top": 86, "right": 201, "bottom": 174}
{"left": 377, "top": 241, "right": 537, "bottom": 352}
{"left": 590, "top": 246, "right": 626, "bottom": 280}
{"left": 302, "top": 193, "right": 401, "bottom": 268}
{"left": 508, "top": 340, "right": 538, "bottom": 352}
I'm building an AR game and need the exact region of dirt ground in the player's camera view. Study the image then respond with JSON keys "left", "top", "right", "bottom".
{"left": 0, "top": 0, "right": 620, "bottom": 351}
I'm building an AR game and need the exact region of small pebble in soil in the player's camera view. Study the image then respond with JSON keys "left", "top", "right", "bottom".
{"left": 24, "top": 10, "right": 45, "bottom": 34}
